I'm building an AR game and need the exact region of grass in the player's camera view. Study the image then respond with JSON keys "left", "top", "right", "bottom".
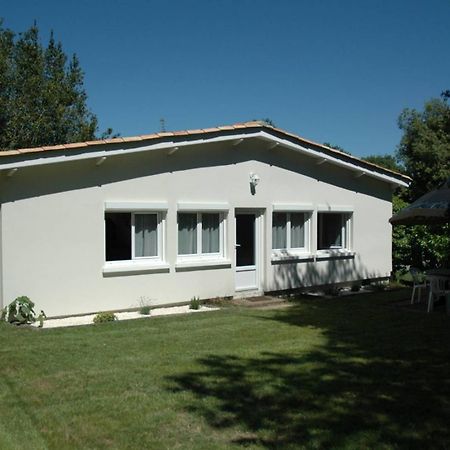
{"left": 0, "top": 288, "right": 449, "bottom": 449}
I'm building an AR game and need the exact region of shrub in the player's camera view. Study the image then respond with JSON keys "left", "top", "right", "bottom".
{"left": 351, "top": 284, "right": 361, "bottom": 292}
{"left": 93, "top": 312, "right": 117, "bottom": 324}
{"left": 139, "top": 305, "right": 151, "bottom": 315}
{"left": 189, "top": 297, "right": 201, "bottom": 310}
{"left": 138, "top": 296, "right": 152, "bottom": 315}
{"left": 5, "top": 296, "right": 36, "bottom": 324}
{"left": 37, "top": 310, "right": 46, "bottom": 328}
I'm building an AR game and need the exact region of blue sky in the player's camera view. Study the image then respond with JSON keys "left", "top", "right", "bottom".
{"left": 2, "top": 0, "right": 449, "bottom": 157}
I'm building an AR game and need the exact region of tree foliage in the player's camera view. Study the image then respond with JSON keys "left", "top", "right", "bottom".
{"left": 363, "top": 154, "right": 404, "bottom": 173}
{"left": 397, "top": 91, "right": 450, "bottom": 202}
{"left": 392, "top": 196, "right": 449, "bottom": 271}
{"left": 323, "top": 142, "right": 351, "bottom": 154}
{"left": 391, "top": 92, "right": 450, "bottom": 270}
{"left": 363, "top": 94, "right": 450, "bottom": 271}
{"left": 0, "top": 20, "right": 109, "bottom": 150}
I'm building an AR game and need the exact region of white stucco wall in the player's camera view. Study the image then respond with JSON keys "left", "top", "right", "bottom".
{"left": 0, "top": 139, "right": 393, "bottom": 316}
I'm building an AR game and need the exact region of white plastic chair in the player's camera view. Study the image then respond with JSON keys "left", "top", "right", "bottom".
{"left": 427, "top": 276, "right": 450, "bottom": 313}
{"left": 410, "top": 267, "right": 427, "bottom": 304}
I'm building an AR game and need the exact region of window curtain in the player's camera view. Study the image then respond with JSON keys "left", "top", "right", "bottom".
{"left": 134, "top": 214, "right": 158, "bottom": 257}
{"left": 290, "top": 213, "right": 305, "bottom": 248}
{"left": 178, "top": 213, "right": 197, "bottom": 254}
{"left": 272, "top": 213, "right": 287, "bottom": 249}
{"left": 202, "top": 213, "right": 220, "bottom": 253}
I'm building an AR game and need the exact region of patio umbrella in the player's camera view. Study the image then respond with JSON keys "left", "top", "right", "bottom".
{"left": 389, "top": 177, "right": 450, "bottom": 225}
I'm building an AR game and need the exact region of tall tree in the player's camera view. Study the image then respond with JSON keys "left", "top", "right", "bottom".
{"left": 363, "top": 154, "right": 404, "bottom": 173}
{"left": 392, "top": 91, "right": 450, "bottom": 271}
{"left": 323, "top": 142, "right": 351, "bottom": 155}
{"left": 0, "top": 20, "right": 106, "bottom": 150}
{"left": 397, "top": 92, "right": 450, "bottom": 202}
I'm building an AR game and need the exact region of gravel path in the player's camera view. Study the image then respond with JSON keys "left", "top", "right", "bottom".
{"left": 32, "top": 305, "right": 219, "bottom": 329}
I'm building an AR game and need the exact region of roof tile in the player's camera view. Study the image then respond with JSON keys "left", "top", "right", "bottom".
{"left": 18, "top": 147, "right": 45, "bottom": 154}
{"left": 1, "top": 150, "right": 21, "bottom": 156}
{"left": 103, "top": 137, "right": 125, "bottom": 144}
{"left": 64, "top": 142, "right": 88, "bottom": 149}
{"left": 122, "top": 136, "right": 142, "bottom": 142}
{"left": 0, "top": 121, "right": 410, "bottom": 182}
{"left": 186, "top": 129, "right": 204, "bottom": 135}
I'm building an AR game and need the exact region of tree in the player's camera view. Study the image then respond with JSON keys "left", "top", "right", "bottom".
{"left": 396, "top": 91, "right": 450, "bottom": 202}
{"left": 323, "top": 142, "right": 351, "bottom": 155}
{"left": 362, "top": 154, "right": 404, "bottom": 173}
{"left": 0, "top": 20, "right": 111, "bottom": 150}
{"left": 392, "top": 91, "right": 450, "bottom": 271}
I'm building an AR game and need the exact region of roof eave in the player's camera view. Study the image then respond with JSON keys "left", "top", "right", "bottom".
{"left": 0, "top": 128, "right": 410, "bottom": 188}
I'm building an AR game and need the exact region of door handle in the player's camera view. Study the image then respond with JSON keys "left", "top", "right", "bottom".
{"left": 235, "top": 244, "right": 241, "bottom": 248}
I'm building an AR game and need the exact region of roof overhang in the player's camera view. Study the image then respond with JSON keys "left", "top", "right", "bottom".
{"left": 0, "top": 127, "right": 410, "bottom": 188}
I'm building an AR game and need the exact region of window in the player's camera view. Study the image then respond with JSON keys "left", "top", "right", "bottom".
{"left": 105, "top": 212, "right": 162, "bottom": 262}
{"left": 272, "top": 212, "right": 309, "bottom": 251}
{"left": 178, "top": 212, "right": 223, "bottom": 257}
{"left": 317, "top": 212, "right": 351, "bottom": 250}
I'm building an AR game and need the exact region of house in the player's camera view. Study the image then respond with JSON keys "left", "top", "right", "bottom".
{"left": 0, "top": 121, "right": 410, "bottom": 317}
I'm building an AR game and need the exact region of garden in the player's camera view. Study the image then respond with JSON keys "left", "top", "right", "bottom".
{"left": 1, "top": 288, "right": 449, "bottom": 449}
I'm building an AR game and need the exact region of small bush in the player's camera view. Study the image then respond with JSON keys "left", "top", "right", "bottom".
{"left": 93, "top": 312, "right": 117, "bottom": 324}
{"left": 189, "top": 297, "right": 201, "bottom": 310}
{"left": 139, "top": 305, "right": 151, "bottom": 315}
{"left": 5, "top": 296, "right": 36, "bottom": 324}
{"left": 37, "top": 310, "right": 46, "bottom": 328}
{"left": 323, "top": 286, "right": 341, "bottom": 297}
{"left": 351, "top": 284, "right": 361, "bottom": 292}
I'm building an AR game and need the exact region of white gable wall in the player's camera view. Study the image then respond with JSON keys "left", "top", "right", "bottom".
{"left": 0, "top": 140, "right": 393, "bottom": 316}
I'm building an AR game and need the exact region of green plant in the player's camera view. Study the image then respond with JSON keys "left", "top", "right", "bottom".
{"left": 138, "top": 296, "right": 152, "bottom": 315}
{"left": 189, "top": 297, "right": 201, "bottom": 310}
{"left": 93, "top": 312, "right": 117, "bottom": 324}
{"left": 0, "top": 307, "right": 6, "bottom": 321}
{"left": 6, "top": 296, "right": 36, "bottom": 324}
{"left": 323, "top": 286, "right": 341, "bottom": 297}
{"left": 139, "top": 305, "right": 151, "bottom": 315}
{"left": 351, "top": 284, "right": 361, "bottom": 292}
{"left": 37, "top": 310, "right": 46, "bottom": 328}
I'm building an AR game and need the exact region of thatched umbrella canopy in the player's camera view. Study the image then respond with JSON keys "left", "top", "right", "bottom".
{"left": 390, "top": 178, "right": 450, "bottom": 225}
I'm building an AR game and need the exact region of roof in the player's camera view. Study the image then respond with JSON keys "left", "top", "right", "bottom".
{"left": 0, "top": 121, "right": 411, "bottom": 186}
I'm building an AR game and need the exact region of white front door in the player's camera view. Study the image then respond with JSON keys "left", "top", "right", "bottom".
{"left": 235, "top": 212, "right": 259, "bottom": 291}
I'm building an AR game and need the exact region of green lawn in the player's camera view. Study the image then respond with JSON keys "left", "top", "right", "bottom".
{"left": 1, "top": 289, "right": 449, "bottom": 449}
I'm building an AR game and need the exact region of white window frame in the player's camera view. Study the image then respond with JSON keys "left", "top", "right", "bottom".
{"left": 271, "top": 210, "right": 312, "bottom": 258}
{"left": 103, "top": 206, "right": 168, "bottom": 274}
{"left": 177, "top": 212, "right": 226, "bottom": 261}
{"left": 317, "top": 211, "right": 353, "bottom": 253}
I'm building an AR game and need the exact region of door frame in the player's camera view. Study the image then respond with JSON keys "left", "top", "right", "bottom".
{"left": 234, "top": 208, "right": 264, "bottom": 292}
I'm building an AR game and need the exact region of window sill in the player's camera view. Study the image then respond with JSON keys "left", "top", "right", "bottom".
{"left": 175, "top": 258, "right": 232, "bottom": 271}
{"left": 271, "top": 252, "right": 314, "bottom": 263}
{"left": 315, "top": 250, "right": 355, "bottom": 260}
{"left": 102, "top": 260, "right": 170, "bottom": 275}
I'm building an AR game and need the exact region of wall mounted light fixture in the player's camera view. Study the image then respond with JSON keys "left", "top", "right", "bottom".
{"left": 249, "top": 172, "right": 260, "bottom": 195}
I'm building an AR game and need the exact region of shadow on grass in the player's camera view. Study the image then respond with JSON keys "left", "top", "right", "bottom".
{"left": 167, "top": 295, "right": 450, "bottom": 448}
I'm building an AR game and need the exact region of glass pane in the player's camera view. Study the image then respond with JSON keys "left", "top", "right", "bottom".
{"left": 236, "top": 214, "right": 255, "bottom": 266}
{"left": 178, "top": 213, "right": 197, "bottom": 255}
{"left": 202, "top": 213, "right": 220, "bottom": 253}
{"left": 134, "top": 214, "right": 158, "bottom": 257}
{"left": 105, "top": 213, "right": 131, "bottom": 261}
{"left": 318, "top": 213, "right": 343, "bottom": 249}
{"left": 272, "top": 213, "right": 287, "bottom": 249}
{"left": 290, "top": 213, "right": 305, "bottom": 248}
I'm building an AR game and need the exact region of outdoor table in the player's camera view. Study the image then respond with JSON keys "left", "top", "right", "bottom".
{"left": 425, "top": 269, "right": 450, "bottom": 313}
